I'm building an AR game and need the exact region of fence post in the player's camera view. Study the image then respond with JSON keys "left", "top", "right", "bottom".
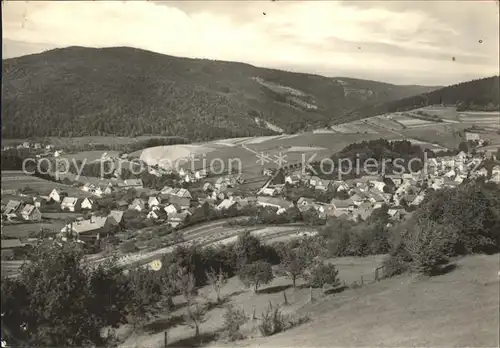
{"left": 360, "top": 275, "right": 364, "bottom": 285}
{"left": 374, "top": 268, "right": 379, "bottom": 282}
{"left": 164, "top": 330, "right": 168, "bottom": 348}
{"left": 283, "top": 290, "right": 289, "bottom": 305}
{"left": 309, "top": 286, "right": 313, "bottom": 303}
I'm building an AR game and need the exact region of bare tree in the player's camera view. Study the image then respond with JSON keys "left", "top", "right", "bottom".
{"left": 205, "top": 267, "right": 227, "bottom": 303}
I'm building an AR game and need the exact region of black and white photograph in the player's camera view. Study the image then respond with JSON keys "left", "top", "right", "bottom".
{"left": 1, "top": 1, "right": 499, "bottom": 347}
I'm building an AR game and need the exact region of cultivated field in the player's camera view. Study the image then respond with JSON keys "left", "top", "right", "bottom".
{"left": 1, "top": 170, "right": 88, "bottom": 197}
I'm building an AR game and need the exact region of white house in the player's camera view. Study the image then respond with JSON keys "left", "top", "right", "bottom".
{"left": 256, "top": 197, "right": 293, "bottom": 214}
{"left": 258, "top": 187, "right": 277, "bottom": 196}
{"left": 164, "top": 204, "right": 178, "bottom": 216}
{"left": 217, "top": 198, "right": 237, "bottom": 211}
{"left": 54, "top": 150, "right": 62, "bottom": 157}
{"left": 203, "top": 183, "right": 213, "bottom": 191}
{"left": 49, "top": 189, "right": 62, "bottom": 202}
{"left": 370, "top": 180, "right": 386, "bottom": 192}
{"left": 148, "top": 196, "right": 162, "bottom": 208}
{"left": 61, "top": 197, "right": 78, "bottom": 212}
{"left": 81, "top": 198, "right": 94, "bottom": 210}
{"left": 128, "top": 199, "right": 146, "bottom": 211}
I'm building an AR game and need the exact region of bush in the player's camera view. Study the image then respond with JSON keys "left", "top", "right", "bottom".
{"left": 308, "top": 263, "right": 340, "bottom": 288}
{"left": 258, "top": 303, "right": 310, "bottom": 337}
{"left": 223, "top": 304, "right": 248, "bottom": 341}
{"left": 381, "top": 243, "right": 412, "bottom": 278}
{"left": 259, "top": 303, "right": 288, "bottom": 337}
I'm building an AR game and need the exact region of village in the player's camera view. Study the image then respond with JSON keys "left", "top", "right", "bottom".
{"left": 2, "top": 138, "right": 499, "bottom": 261}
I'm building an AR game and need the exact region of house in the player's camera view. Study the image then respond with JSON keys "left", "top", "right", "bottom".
{"left": 367, "top": 189, "right": 386, "bottom": 205}
{"left": 256, "top": 197, "right": 294, "bottom": 214}
{"left": 22, "top": 141, "right": 30, "bottom": 148}
{"left": 3, "top": 200, "right": 23, "bottom": 215}
{"left": 263, "top": 168, "right": 274, "bottom": 176}
{"left": 81, "top": 183, "right": 94, "bottom": 192}
{"left": 49, "top": 189, "right": 63, "bottom": 202}
{"left": 370, "top": 180, "right": 386, "bottom": 192}
{"left": 388, "top": 208, "right": 405, "bottom": 221}
{"left": 121, "top": 179, "right": 144, "bottom": 189}
{"left": 350, "top": 193, "right": 366, "bottom": 206}
{"left": 296, "top": 197, "right": 315, "bottom": 212}
{"left": 61, "top": 197, "right": 78, "bottom": 212}
{"left": 410, "top": 193, "right": 426, "bottom": 206}
{"left": 128, "top": 198, "right": 146, "bottom": 211}
{"left": 61, "top": 215, "right": 114, "bottom": 241}
{"left": 385, "top": 175, "right": 403, "bottom": 187}
{"left": 178, "top": 168, "right": 186, "bottom": 177}
{"left": 176, "top": 188, "right": 192, "bottom": 199}
{"left": 465, "top": 132, "right": 480, "bottom": 142}
{"left": 168, "top": 212, "right": 189, "bottom": 227}
{"left": 161, "top": 186, "right": 175, "bottom": 195}
{"left": 168, "top": 196, "right": 191, "bottom": 211}
{"left": 258, "top": 187, "right": 277, "bottom": 196}
{"left": 353, "top": 202, "right": 374, "bottom": 221}
{"left": 20, "top": 204, "right": 42, "bottom": 221}
{"left": 443, "top": 179, "right": 458, "bottom": 188}
{"left": 332, "top": 180, "right": 350, "bottom": 192}
{"left": 308, "top": 176, "right": 321, "bottom": 187}
{"left": 285, "top": 174, "right": 301, "bottom": 185}
{"left": 33, "top": 143, "right": 42, "bottom": 149}
{"left": 93, "top": 186, "right": 104, "bottom": 197}
{"left": 203, "top": 182, "right": 213, "bottom": 191}
{"left": 81, "top": 198, "right": 94, "bottom": 210}
{"left": 217, "top": 199, "right": 237, "bottom": 211}
{"left": 330, "top": 198, "right": 355, "bottom": 212}
{"left": 108, "top": 210, "right": 124, "bottom": 225}
{"left": 148, "top": 196, "right": 162, "bottom": 208}
{"left": 147, "top": 209, "right": 168, "bottom": 220}
{"left": 54, "top": 150, "right": 62, "bottom": 157}
{"left": 164, "top": 204, "right": 178, "bottom": 216}
{"left": 33, "top": 197, "right": 46, "bottom": 209}
{"left": 473, "top": 167, "right": 488, "bottom": 178}
{"left": 315, "top": 179, "right": 332, "bottom": 191}
{"left": 116, "top": 200, "right": 129, "bottom": 210}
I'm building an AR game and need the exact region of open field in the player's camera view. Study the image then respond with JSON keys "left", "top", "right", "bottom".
{"left": 1, "top": 220, "right": 66, "bottom": 239}
{"left": 1, "top": 170, "right": 89, "bottom": 197}
{"left": 2, "top": 136, "right": 188, "bottom": 148}
{"left": 210, "top": 254, "right": 499, "bottom": 348}
{"left": 60, "top": 150, "right": 121, "bottom": 163}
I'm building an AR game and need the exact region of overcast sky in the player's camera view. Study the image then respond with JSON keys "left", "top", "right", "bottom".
{"left": 2, "top": 1, "right": 499, "bottom": 85}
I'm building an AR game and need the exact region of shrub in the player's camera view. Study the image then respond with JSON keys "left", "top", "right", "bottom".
{"left": 223, "top": 304, "right": 248, "bottom": 341}
{"left": 258, "top": 303, "right": 310, "bottom": 337}
{"left": 259, "top": 303, "right": 288, "bottom": 337}
{"left": 381, "top": 243, "right": 412, "bottom": 278}
{"left": 308, "top": 263, "right": 340, "bottom": 288}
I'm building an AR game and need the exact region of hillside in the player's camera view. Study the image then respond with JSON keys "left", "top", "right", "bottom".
{"left": 2, "top": 46, "right": 439, "bottom": 141}
{"left": 351, "top": 76, "right": 500, "bottom": 118}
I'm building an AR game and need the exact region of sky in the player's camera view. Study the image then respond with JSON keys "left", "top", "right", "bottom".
{"left": 2, "top": 0, "right": 499, "bottom": 86}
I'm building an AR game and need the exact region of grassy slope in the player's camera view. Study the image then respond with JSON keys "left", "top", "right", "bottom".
{"left": 2, "top": 46, "right": 438, "bottom": 141}
{"left": 221, "top": 254, "right": 499, "bottom": 348}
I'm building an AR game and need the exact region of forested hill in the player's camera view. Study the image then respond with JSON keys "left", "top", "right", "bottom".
{"left": 350, "top": 76, "right": 500, "bottom": 118}
{"left": 2, "top": 46, "right": 439, "bottom": 141}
